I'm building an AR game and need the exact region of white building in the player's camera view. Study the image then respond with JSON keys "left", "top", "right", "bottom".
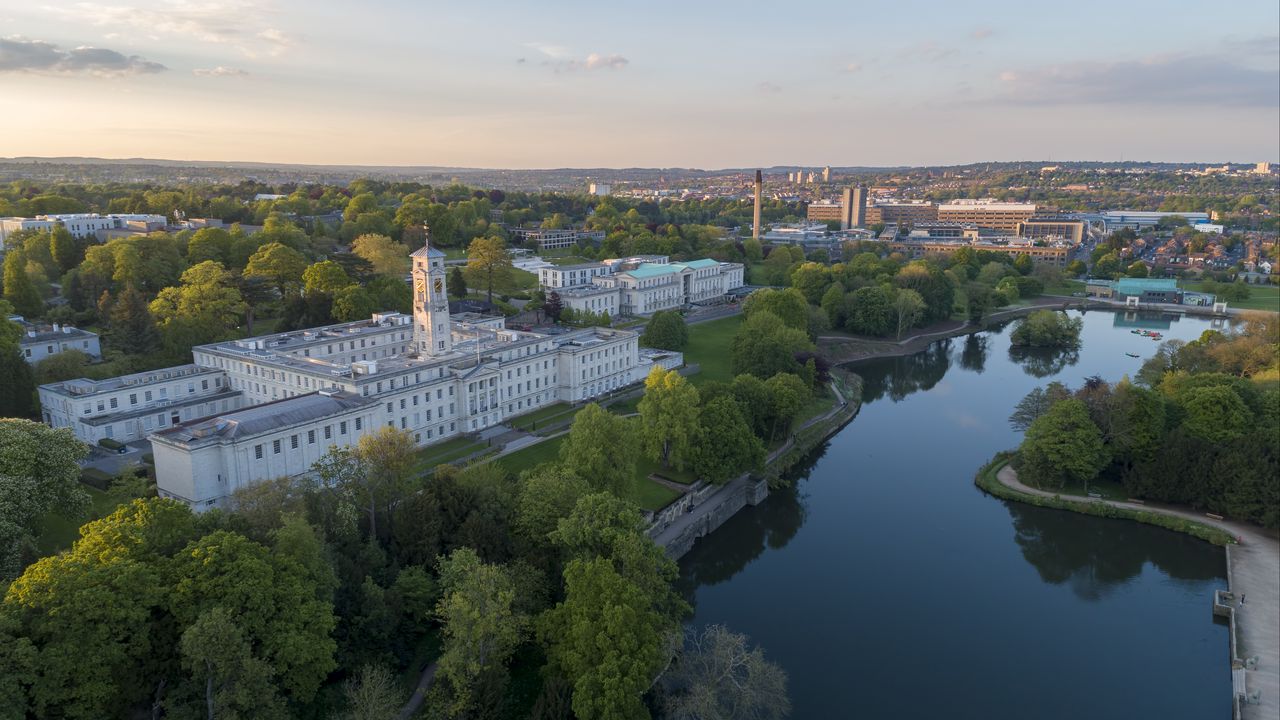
{"left": 1101, "top": 211, "right": 1212, "bottom": 231}
{"left": 15, "top": 319, "right": 101, "bottom": 364}
{"left": 0, "top": 213, "right": 167, "bottom": 244}
{"left": 539, "top": 255, "right": 745, "bottom": 316}
{"left": 132, "top": 235, "right": 682, "bottom": 511}
{"left": 589, "top": 183, "right": 612, "bottom": 196}
{"left": 39, "top": 364, "right": 240, "bottom": 445}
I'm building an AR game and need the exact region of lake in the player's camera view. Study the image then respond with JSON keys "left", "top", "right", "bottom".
{"left": 678, "top": 310, "right": 1232, "bottom": 719}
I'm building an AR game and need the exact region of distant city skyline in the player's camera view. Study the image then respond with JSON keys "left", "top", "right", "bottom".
{"left": 1, "top": 0, "right": 1277, "bottom": 167}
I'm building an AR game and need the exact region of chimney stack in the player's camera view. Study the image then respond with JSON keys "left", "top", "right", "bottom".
{"left": 753, "top": 170, "right": 763, "bottom": 241}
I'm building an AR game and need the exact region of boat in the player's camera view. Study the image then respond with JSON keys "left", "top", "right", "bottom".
{"left": 1126, "top": 352, "right": 1140, "bottom": 358}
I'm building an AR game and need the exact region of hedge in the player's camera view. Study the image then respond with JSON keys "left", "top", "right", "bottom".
{"left": 974, "top": 453, "right": 1235, "bottom": 546}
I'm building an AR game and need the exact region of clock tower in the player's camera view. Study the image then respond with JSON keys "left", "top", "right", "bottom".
{"left": 411, "top": 226, "right": 452, "bottom": 356}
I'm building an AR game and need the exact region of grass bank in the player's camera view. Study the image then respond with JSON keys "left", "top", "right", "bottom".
{"left": 1181, "top": 280, "right": 1279, "bottom": 312}
{"left": 974, "top": 453, "right": 1235, "bottom": 546}
{"left": 682, "top": 314, "right": 742, "bottom": 386}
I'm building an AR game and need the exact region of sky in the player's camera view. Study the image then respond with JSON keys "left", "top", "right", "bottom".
{"left": 0, "top": 0, "right": 1277, "bottom": 169}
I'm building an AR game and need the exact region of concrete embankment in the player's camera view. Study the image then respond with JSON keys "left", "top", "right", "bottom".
{"left": 649, "top": 373, "right": 861, "bottom": 559}
{"left": 986, "top": 460, "right": 1279, "bottom": 719}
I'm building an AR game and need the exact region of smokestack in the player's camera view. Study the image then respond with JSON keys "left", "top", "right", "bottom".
{"left": 753, "top": 170, "right": 763, "bottom": 241}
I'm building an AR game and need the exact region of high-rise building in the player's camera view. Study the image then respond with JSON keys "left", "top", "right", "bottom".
{"left": 840, "top": 186, "right": 867, "bottom": 229}
{"left": 822, "top": 166, "right": 831, "bottom": 183}
{"left": 1256, "top": 162, "right": 1272, "bottom": 175}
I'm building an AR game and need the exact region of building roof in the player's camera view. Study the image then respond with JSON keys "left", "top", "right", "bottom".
{"left": 1115, "top": 278, "right": 1179, "bottom": 294}
{"left": 410, "top": 243, "right": 446, "bottom": 259}
{"left": 620, "top": 263, "right": 681, "bottom": 279}
{"left": 671, "top": 258, "right": 720, "bottom": 270}
{"left": 154, "top": 390, "right": 372, "bottom": 446}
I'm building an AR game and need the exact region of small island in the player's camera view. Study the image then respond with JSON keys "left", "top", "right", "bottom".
{"left": 1009, "top": 309, "right": 1084, "bottom": 348}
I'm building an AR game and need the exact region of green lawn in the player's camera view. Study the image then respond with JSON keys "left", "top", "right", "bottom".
{"left": 683, "top": 315, "right": 742, "bottom": 386}
{"left": 1043, "top": 279, "right": 1086, "bottom": 296}
{"left": 415, "top": 436, "right": 489, "bottom": 471}
{"left": 37, "top": 487, "right": 122, "bottom": 555}
{"left": 508, "top": 402, "right": 577, "bottom": 432}
{"left": 1182, "top": 281, "right": 1279, "bottom": 312}
{"left": 498, "top": 435, "right": 683, "bottom": 510}
{"left": 511, "top": 268, "right": 539, "bottom": 291}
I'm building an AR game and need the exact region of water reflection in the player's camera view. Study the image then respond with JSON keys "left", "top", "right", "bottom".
{"left": 677, "top": 447, "right": 821, "bottom": 594}
{"left": 959, "top": 333, "right": 989, "bottom": 373}
{"left": 1008, "top": 502, "right": 1225, "bottom": 601}
{"left": 859, "top": 340, "right": 953, "bottom": 403}
{"left": 1008, "top": 345, "right": 1081, "bottom": 378}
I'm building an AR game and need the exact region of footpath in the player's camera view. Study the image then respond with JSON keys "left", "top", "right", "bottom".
{"left": 996, "top": 465, "right": 1279, "bottom": 720}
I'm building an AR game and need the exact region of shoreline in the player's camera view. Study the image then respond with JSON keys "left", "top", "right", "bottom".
{"left": 978, "top": 454, "right": 1280, "bottom": 719}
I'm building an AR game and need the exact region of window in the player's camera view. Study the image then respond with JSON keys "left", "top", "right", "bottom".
{"left": 273, "top": 439, "right": 281, "bottom": 454}
{"left": 255, "top": 444, "right": 264, "bottom": 459}
{"left": 308, "top": 430, "right": 316, "bottom": 444}
{"left": 109, "top": 398, "right": 118, "bottom": 409}
{"left": 291, "top": 434, "right": 299, "bottom": 449}
{"left": 324, "top": 425, "right": 332, "bottom": 440}
{"left": 355, "top": 418, "right": 363, "bottom": 431}
{"left": 129, "top": 393, "right": 137, "bottom": 405}
{"left": 340, "top": 421, "right": 348, "bottom": 434}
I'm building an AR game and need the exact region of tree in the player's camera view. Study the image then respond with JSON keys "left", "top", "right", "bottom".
{"left": 243, "top": 242, "right": 308, "bottom": 296}
{"left": 0, "top": 420, "right": 89, "bottom": 579}
{"left": 1009, "top": 310, "right": 1083, "bottom": 348}
{"left": 463, "top": 236, "right": 514, "bottom": 304}
{"left": 332, "top": 285, "right": 376, "bottom": 322}
{"left": 538, "top": 557, "right": 671, "bottom": 720}
{"left": 662, "top": 625, "right": 790, "bottom": 720}
{"left": 730, "top": 311, "right": 812, "bottom": 379}
{"left": 559, "top": 404, "right": 638, "bottom": 498}
{"left": 1108, "top": 381, "right": 1166, "bottom": 470}
{"left": 893, "top": 261, "right": 954, "bottom": 322}
{"left": 176, "top": 607, "right": 287, "bottom": 720}
{"left": 788, "top": 262, "right": 831, "bottom": 304}
{"left": 1017, "top": 399, "right": 1107, "bottom": 490}
{"left": 0, "top": 337, "right": 37, "bottom": 419}
{"left": 1066, "top": 259, "right": 1087, "bottom": 277}
{"left": 32, "top": 349, "right": 91, "bottom": 385}
{"left": 764, "top": 372, "right": 808, "bottom": 441}
{"left": 49, "top": 227, "right": 82, "bottom": 273}
{"left": 448, "top": 266, "right": 468, "bottom": 299}
{"left": 352, "top": 234, "right": 410, "bottom": 277}
{"left": 640, "top": 310, "right": 689, "bottom": 351}
{"left": 846, "top": 285, "right": 896, "bottom": 336}
{"left": 545, "top": 291, "right": 564, "bottom": 322}
{"left": 3, "top": 249, "right": 43, "bottom": 318}
{"left": 692, "top": 397, "right": 765, "bottom": 484}
{"left": 341, "top": 664, "right": 405, "bottom": 720}
{"left": 434, "top": 548, "right": 527, "bottom": 716}
{"left": 168, "top": 530, "right": 338, "bottom": 702}
{"left": 316, "top": 427, "right": 419, "bottom": 542}
{"left": 1007, "top": 382, "right": 1071, "bottom": 431}
{"left": 893, "top": 288, "right": 926, "bottom": 339}
{"left": 149, "top": 261, "right": 247, "bottom": 342}
{"left": 638, "top": 367, "right": 701, "bottom": 471}
{"left": 819, "top": 282, "right": 848, "bottom": 329}
{"left": 742, "top": 288, "right": 808, "bottom": 331}
{"left": 107, "top": 285, "right": 160, "bottom": 354}
{"left": 1125, "top": 261, "right": 1149, "bottom": 278}
{"left": 302, "top": 260, "right": 355, "bottom": 295}
{"left": 1179, "top": 385, "right": 1252, "bottom": 444}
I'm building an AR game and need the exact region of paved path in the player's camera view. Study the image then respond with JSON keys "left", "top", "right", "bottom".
{"left": 997, "top": 465, "right": 1279, "bottom": 718}
{"left": 396, "top": 661, "right": 438, "bottom": 720}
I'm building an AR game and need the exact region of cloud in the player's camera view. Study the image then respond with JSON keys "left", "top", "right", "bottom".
{"left": 970, "top": 27, "right": 994, "bottom": 40}
{"left": 539, "top": 52, "right": 629, "bottom": 73}
{"left": 756, "top": 81, "right": 782, "bottom": 93}
{"left": 193, "top": 65, "right": 248, "bottom": 77}
{"left": 0, "top": 36, "right": 166, "bottom": 75}
{"left": 43, "top": 1, "right": 295, "bottom": 57}
{"left": 525, "top": 42, "right": 570, "bottom": 59}
{"left": 995, "top": 53, "right": 1280, "bottom": 107}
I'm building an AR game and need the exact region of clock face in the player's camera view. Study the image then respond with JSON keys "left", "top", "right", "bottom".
{"left": 434, "top": 278, "right": 443, "bottom": 294}
{"left": 415, "top": 278, "right": 426, "bottom": 296}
